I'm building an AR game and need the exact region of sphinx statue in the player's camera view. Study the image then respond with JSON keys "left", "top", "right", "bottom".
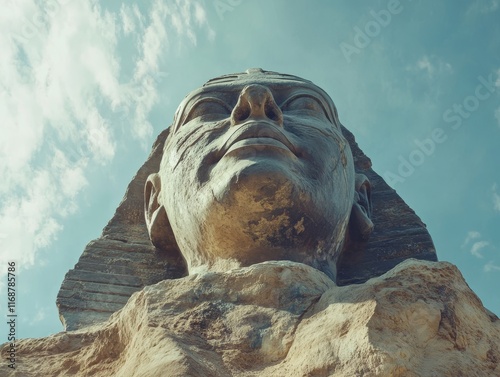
{"left": 11, "top": 70, "right": 499, "bottom": 377}
{"left": 57, "top": 69, "right": 437, "bottom": 330}
{"left": 144, "top": 68, "right": 374, "bottom": 280}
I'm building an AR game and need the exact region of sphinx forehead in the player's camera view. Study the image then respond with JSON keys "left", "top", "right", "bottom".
{"left": 171, "top": 69, "right": 340, "bottom": 133}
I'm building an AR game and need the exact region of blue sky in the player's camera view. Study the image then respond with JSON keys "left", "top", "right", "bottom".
{"left": 1, "top": 0, "right": 499, "bottom": 339}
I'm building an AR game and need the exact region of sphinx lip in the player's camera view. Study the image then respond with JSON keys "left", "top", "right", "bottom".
{"left": 218, "top": 121, "right": 298, "bottom": 159}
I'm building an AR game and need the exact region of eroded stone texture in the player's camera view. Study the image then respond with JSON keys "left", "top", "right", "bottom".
{"left": 56, "top": 129, "right": 186, "bottom": 330}
{"left": 57, "top": 70, "right": 436, "bottom": 330}
{"left": 57, "top": 122, "right": 435, "bottom": 331}
{"left": 336, "top": 126, "right": 437, "bottom": 284}
{"left": 8, "top": 260, "right": 499, "bottom": 377}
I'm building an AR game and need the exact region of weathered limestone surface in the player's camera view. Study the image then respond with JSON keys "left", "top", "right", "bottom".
{"left": 56, "top": 69, "right": 436, "bottom": 331}
{"left": 8, "top": 259, "right": 499, "bottom": 377}
{"left": 57, "top": 124, "right": 436, "bottom": 331}
{"left": 56, "top": 129, "right": 186, "bottom": 330}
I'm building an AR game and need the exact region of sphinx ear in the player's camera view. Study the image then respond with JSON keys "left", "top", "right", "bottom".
{"left": 349, "top": 173, "right": 374, "bottom": 240}
{"left": 144, "top": 173, "right": 177, "bottom": 252}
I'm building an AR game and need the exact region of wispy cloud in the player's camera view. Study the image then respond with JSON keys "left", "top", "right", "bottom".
{"left": 407, "top": 55, "right": 453, "bottom": 79}
{"left": 121, "top": 0, "right": 214, "bottom": 142}
{"left": 495, "top": 69, "right": 500, "bottom": 127}
{"left": 470, "top": 241, "right": 489, "bottom": 258}
{"left": 1, "top": 1, "right": 119, "bottom": 270}
{"left": 467, "top": 0, "right": 500, "bottom": 15}
{"left": 462, "top": 230, "right": 481, "bottom": 247}
{"left": 484, "top": 260, "right": 500, "bottom": 272}
{"left": 492, "top": 184, "right": 500, "bottom": 212}
{"left": 462, "top": 231, "right": 490, "bottom": 258}
{"left": 29, "top": 307, "right": 47, "bottom": 326}
{"left": 120, "top": 3, "right": 139, "bottom": 35}
{"left": 0, "top": 0, "right": 213, "bottom": 273}
{"left": 416, "top": 56, "right": 435, "bottom": 76}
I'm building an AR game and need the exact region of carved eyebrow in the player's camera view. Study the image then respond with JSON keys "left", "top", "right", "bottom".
{"left": 280, "top": 93, "right": 331, "bottom": 118}
{"left": 281, "top": 92, "right": 340, "bottom": 128}
{"left": 182, "top": 97, "right": 233, "bottom": 124}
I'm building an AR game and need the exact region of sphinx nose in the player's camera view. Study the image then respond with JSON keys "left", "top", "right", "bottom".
{"left": 230, "top": 84, "right": 283, "bottom": 127}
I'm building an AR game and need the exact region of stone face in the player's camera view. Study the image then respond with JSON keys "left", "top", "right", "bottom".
{"left": 149, "top": 71, "right": 369, "bottom": 277}
{"left": 57, "top": 70, "right": 436, "bottom": 331}
{"left": 9, "top": 259, "right": 499, "bottom": 377}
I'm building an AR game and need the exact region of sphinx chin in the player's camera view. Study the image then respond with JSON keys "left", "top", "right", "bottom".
{"left": 193, "top": 179, "right": 340, "bottom": 273}
{"left": 209, "top": 158, "right": 310, "bottom": 206}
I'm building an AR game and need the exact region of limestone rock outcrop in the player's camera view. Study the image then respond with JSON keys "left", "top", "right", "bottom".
{"left": 6, "top": 259, "right": 499, "bottom": 376}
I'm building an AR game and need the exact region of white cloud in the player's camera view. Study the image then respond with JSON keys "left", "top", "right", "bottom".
{"left": 484, "top": 260, "right": 500, "bottom": 272}
{"left": 84, "top": 109, "right": 116, "bottom": 163}
{"left": 470, "top": 241, "right": 490, "bottom": 258}
{"left": 409, "top": 55, "right": 453, "bottom": 79}
{"left": 0, "top": 0, "right": 119, "bottom": 271}
{"left": 416, "top": 56, "right": 434, "bottom": 76}
{"left": 51, "top": 150, "right": 88, "bottom": 203}
{"left": 495, "top": 70, "right": 500, "bottom": 126}
{"left": 124, "top": 0, "right": 215, "bottom": 143}
{"left": 0, "top": 0, "right": 213, "bottom": 273}
{"left": 494, "top": 193, "right": 500, "bottom": 211}
{"left": 20, "top": 306, "right": 47, "bottom": 326}
{"left": 462, "top": 231, "right": 494, "bottom": 259}
{"left": 462, "top": 230, "right": 481, "bottom": 247}
{"left": 467, "top": 0, "right": 500, "bottom": 15}
{"left": 120, "top": 3, "right": 138, "bottom": 35}
{"left": 492, "top": 184, "right": 500, "bottom": 212}
{"left": 30, "top": 308, "right": 47, "bottom": 325}
{"left": 462, "top": 231, "right": 491, "bottom": 259}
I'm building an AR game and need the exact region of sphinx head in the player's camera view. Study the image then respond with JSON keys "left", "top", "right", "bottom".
{"left": 144, "top": 69, "right": 373, "bottom": 280}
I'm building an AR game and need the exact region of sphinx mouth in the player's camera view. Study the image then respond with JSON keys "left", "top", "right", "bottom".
{"left": 217, "top": 121, "right": 299, "bottom": 159}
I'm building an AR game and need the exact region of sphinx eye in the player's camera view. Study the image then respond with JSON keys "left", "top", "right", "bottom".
{"left": 183, "top": 99, "right": 231, "bottom": 124}
{"left": 282, "top": 95, "right": 328, "bottom": 118}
